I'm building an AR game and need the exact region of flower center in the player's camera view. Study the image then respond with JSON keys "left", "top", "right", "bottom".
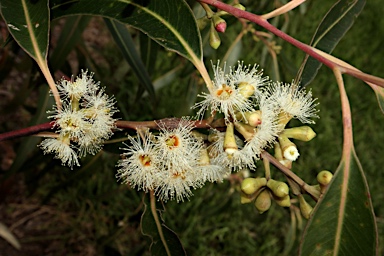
{"left": 165, "top": 135, "right": 180, "bottom": 148}
{"left": 139, "top": 154, "right": 152, "bottom": 167}
{"left": 216, "top": 84, "right": 233, "bottom": 99}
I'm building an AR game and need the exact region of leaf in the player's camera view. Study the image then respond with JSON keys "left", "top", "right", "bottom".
{"left": 299, "top": 149, "right": 378, "bottom": 255}
{"left": 50, "top": 0, "right": 202, "bottom": 63}
{"left": 296, "top": 0, "right": 366, "bottom": 86}
{"left": 0, "top": 222, "right": 21, "bottom": 250}
{"left": 0, "top": 0, "right": 50, "bottom": 63}
{"left": 141, "top": 195, "right": 186, "bottom": 256}
{"left": 104, "top": 18, "right": 156, "bottom": 101}
{"left": 50, "top": 15, "right": 91, "bottom": 70}
{"left": 370, "top": 84, "right": 384, "bottom": 114}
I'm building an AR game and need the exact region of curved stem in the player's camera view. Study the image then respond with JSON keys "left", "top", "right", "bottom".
{"left": 261, "top": 151, "right": 319, "bottom": 201}
{"left": 197, "top": 0, "right": 384, "bottom": 88}
{"left": 150, "top": 191, "right": 171, "bottom": 256}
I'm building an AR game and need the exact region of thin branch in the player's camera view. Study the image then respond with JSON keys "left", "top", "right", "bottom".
{"left": 197, "top": 0, "right": 384, "bottom": 88}
{"left": 261, "top": 0, "right": 306, "bottom": 20}
{"left": 150, "top": 191, "right": 171, "bottom": 256}
{"left": 261, "top": 151, "right": 319, "bottom": 201}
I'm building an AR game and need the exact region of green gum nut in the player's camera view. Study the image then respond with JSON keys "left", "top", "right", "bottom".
{"left": 283, "top": 126, "right": 317, "bottom": 142}
{"left": 274, "top": 194, "right": 291, "bottom": 207}
{"left": 254, "top": 189, "right": 271, "bottom": 214}
{"left": 267, "top": 179, "right": 289, "bottom": 198}
{"left": 241, "top": 177, "right": 267, "bottom": 195}
{"left": 298, "top": 194, "right": 313, "bottom": 219}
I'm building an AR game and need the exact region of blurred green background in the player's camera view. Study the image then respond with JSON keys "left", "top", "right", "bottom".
{"left": 0, "top": 0, "right": 383, "bottom": 255}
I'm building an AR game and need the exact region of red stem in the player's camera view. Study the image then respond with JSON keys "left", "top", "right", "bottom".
{"left": 198, "top": 0, "right": 384, "bottom": 87}
{"left": 0, "top": 119, "right": 214, "bottom": 141}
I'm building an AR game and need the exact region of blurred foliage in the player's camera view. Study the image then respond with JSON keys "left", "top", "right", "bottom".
{"left": 0, "top": 0, "right": 383, "bottom": 255}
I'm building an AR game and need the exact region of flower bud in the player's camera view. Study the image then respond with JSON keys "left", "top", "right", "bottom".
{"left": 254, "top": 189, "right": 271, "bottom": 214}
{"left": 298, "top": 194, "right": 313, "bottom": 219}
{"left": 209, "top": 22, "right": 221, "bottom": 49}
{"left": 238, "top": 82, "right": 255, "bottom": 100}
{"left": 317, "top": 170, "right": 333, "bottom": 193}
{"left": 213, "top": 15, "right": 227, "bottom": 33}
{"left": 224, "top": 122, "right": 238, "bottom": 154}
{"left": 267, "top": 179, "right": 289, "bottom": 198}
{"left": 241, "top": 177, "right": 267, "bottom": 195}
{"left": 235, "top": 111, "right": 261, "bottom": 127}
{"left": 240, "top": 191, "right": 254, "bottom": 204}
{"left": 283, "top": 126, "right": 316, "bottom": 142}
{"left": 274, "top": 194, "right": 291, "bottom": 207}
{"left": 234, "top": 122, "right": 255, "bottom": 141}
{"left": 197, "top": 17, "right": 209, "bottom": 30}
{"left": 278, "top": 134, "right": 299, "bottom": 161}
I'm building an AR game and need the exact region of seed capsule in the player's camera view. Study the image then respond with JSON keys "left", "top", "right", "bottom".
{"left": 317, "top": 170, "right": 333, "bottom": 186}
{"left": 241, "top": 177, "right": 267, "bottom": 195}
{"left": 267, "top": 179, "right": 289, "bottom": 198}
{"left": 254, "top": 189, "right": 271, "bottom": 214}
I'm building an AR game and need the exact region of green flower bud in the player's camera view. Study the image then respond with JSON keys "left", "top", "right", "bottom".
{"left": 317, "top": 170, "right": 333, "bottom": 193}
{"left": 255, "top": 189, "right": 271, "bottom": 214}
{"left": 298, "top": 194, "right": 313, "bottom": 219}
{"left": 274, "top": 194, "right": 291, "bottom": 207}
{"left": 238, "top": 82, "right": 255, "bottom": 100}
{"left": 234, "top": 121, "right": 255, "bottom": 141}
{"left": 213, "top": 15, "right": 227, "bottom": 33}
{"left": 317, "top": 170, "right": 333, "bottom": 186}
{"left": 235, "top": 111, "right": 261, "bottom": 127}
{"left": 209, "top": 22, "right": 221, "bottom": 49}
{"left": 283, "top": 126, "right": 317, "bottom": 142}
{"left": 267, "top": 179, "right": 289, "bottom": 198}
{"left": 240, "top": 191, "right": 254, "bottom": 204}
{"left": 241, "top": 177, "right": 267, "bottom": 195}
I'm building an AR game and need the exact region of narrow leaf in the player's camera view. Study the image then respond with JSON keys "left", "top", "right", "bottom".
{"left": 50, "top": 0, "right": 202, "bottom": 63}
{"left": 50, "top": 15, "right": 91, "bottom": 70}
{"left": 296, "top": 0, "right": 365, "bottom": 86}
{"left": 104, "top": 18, "right": 156, "bottom": 101}
{"left": 141, "top": 195, "right": 186, "bottom": 256}
{"left": 0, "top": 0, "right": 50, "bottom": 63}
{"left": 370, "top": 84, "right": 384, "bottom": 114}
{"left": 300, "top": 149, "right": 378, "bottom": 255}
{"left": 0, "top": 222, "right": 21, "bottom": 250}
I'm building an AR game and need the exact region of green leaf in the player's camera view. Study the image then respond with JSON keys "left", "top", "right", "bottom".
{"left": 104, "top": 18, "right": 156, "bottom": 101}
{"left": 300, "top": 149, "right": 378, "bottom": 255}
{"left": 50, "top": 15, "right": 91, "bottom": 70}
{"left": 141, "top": 195, "right": 186, "bottom": 256}
{"left": 0, "top": 0, "right": 50, "bottom": 63}
{"left": 371, "top": 84, "right": 384, "bottom": 114}
{"left": 296, "top": 0, "right": 366, "bottom": 86}
{"left": 50, "top": 0, "right": 202, "bottom": 63}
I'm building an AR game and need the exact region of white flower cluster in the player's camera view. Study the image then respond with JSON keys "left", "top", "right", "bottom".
{"left": 193, "top": 61, "right": 319, "bottom": 168}
{"left": 116, "top": 62, "right": 319, "bottom": 202}
{"left": 116, "top": 119, "right": 226, "bottom": 202}
{"left": 39, "top": 71, "right": 118, "bottom": 169}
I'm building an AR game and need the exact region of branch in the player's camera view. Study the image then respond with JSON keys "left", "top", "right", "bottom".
{"left": 197, "top": 0, "right": 384, "bottom": 88}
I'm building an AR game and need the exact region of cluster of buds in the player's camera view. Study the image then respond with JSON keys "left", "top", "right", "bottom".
{"left": 197, "top": 3, "right": 245, "bottom": 49}
{"left": 39, "top": 71, "right": 118, "bottom": 169}
{"left": 241, "top": 177, "right": 290, "bottom": 213}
